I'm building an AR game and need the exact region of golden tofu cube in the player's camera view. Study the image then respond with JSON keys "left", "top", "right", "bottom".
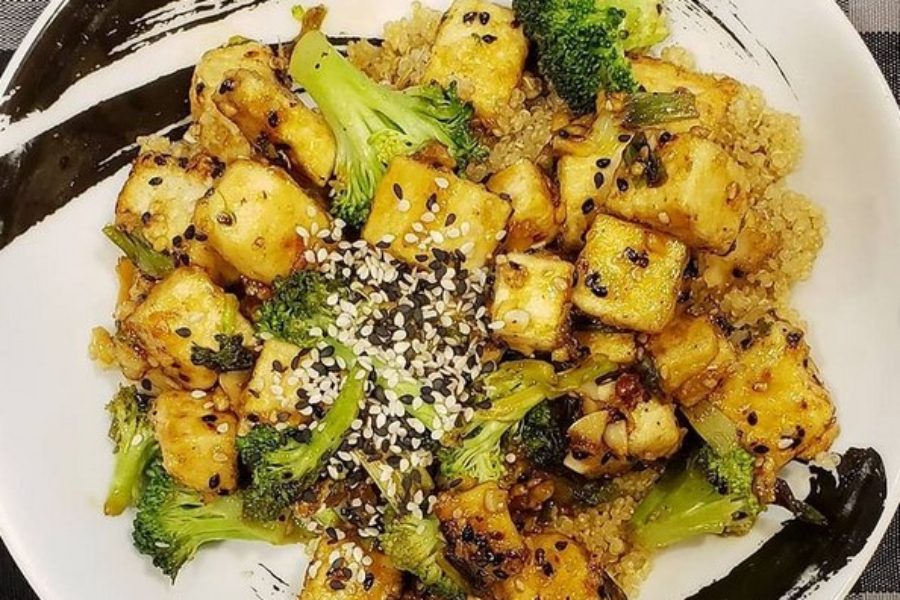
{"left": 573, "top": 330, "right": 637, "bottom": 365}
{"left": 491, "top": 253, "right": 574, "bottom": 355}
{"left": 701, "top": 206, "right": 781, "bottom": 288}
{"left": 194, "top": 159, "right": 332, "bottom": 284}
{"left": 115, "top": 152, "right": 216, "bottom": 252}
{"left": 123, "top": 267, "right": 255, "bottom": 390}
{"left": 362, "top": 157, "right": 511, "bottom": 269}
{"left": 632, "top": 56, "right": 741, "bottom": 133}
{"left": 300, "top": 539, "right": 402, "bottom": 600}
{"left": 710, "top": 321, "right": 837, "bottom": 499}
{"left": 493, "top": 534, "right": 599, "bottom": 600}
{"left": 649, "top": 315, "right": 736, "bottom": 407}
{"left": 423, "top": 0, "right": 528, "bottom": 122}
{"left": 605, "top": 134, "right": 751, "bottom": 254}
{"left": 486, "top": 159, "right": 562, "bottom": 251}
{"left": 153, "top": 389, "right": 239, "bottom": 493}
{"left": 190, "top": 41, "right": 280, "bottom": 161}
{"left": 241, "top": 339, "right": 311, "bottom": 426}
{"left": 435, "top": 482, "right": 526, "bottom": 587}
{"left": 214, "top": 68, "right": 336, "bottom": 187}
{"left": 555, "top": 112, "right": 628, "bottom": 253}
{"left": 573, "top": 215, "right": 688, "bottom": 333}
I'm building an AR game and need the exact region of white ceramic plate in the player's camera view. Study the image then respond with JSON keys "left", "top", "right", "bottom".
{"left": 0, "top": 0, "right": 897, "bottom": 598}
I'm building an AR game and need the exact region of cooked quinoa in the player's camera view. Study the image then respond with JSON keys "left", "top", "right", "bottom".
{"left": 349, "top": 6, "right": 827, "bottom": 591}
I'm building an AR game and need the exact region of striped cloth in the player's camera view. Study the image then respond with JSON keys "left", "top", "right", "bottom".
{"left": 0, "top": 1, "right": 896, "bottom": 599}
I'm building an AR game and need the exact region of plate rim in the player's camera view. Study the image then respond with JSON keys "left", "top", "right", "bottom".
{"left": 0, "top": 0, "right": 898, "bottom": 599}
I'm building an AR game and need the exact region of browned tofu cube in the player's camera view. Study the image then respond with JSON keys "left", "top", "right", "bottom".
{"left": 649, "top": 315, "right": 737, "bottom": 407}
{"left": 572, "top": 215, "right": 688, "bottom": 333}
{"left": 435, "top": 482, "right": 526, "bottom": 587}
{"left": 362, "top": 157, "right": 511, "bottom": 269}
{"left": 632, "top": 56, "right": 741, "bottom": 133}
{"left": 604, "top": 134, "right": 751, "bottom": 254}
{"left": 710, "top": 320, "right": 838, "bottom": 500}
{"left": 423, "top": 0, "right": 528, "bottom": 122}
{"left": 300, "top": 538, "right": 403, "bottom": 600}
{"left": 123, "top": 267, "right": 255, "bottom": 390}
{"left": 493, "top": 534, "right": 599, "bottom": 600}
{"left": 486, "top": 159, "right": 562, "bottom": 251}
{"left": 241, "top": 339, "right": 312, "bottom": 426}
{"left": 573, "top": 330, "right": 637, "bottom": 365}
{"left": 153, "top": 389, "right": 239, "bottom": 493}
{"left": 194, "top": 159, "right": 332, "bottom": 284}
{"left": 214, "top": 68, "right": 336, "bottom": 186}
{"left": 490, "top": 253, "right": 574, "bottom": 355}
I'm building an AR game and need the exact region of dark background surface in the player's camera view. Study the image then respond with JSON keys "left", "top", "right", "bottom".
{"left": 0, "top": 1, "right": 899, "bottom": 598}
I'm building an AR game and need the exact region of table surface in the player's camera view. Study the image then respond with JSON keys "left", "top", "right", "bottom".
{"left": 0, "top": 0, "right": 897, "bottom": 599}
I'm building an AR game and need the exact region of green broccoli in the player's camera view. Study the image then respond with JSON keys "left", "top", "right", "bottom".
{"left": 513, "top": 0, "right": 669, "bottom": 113}
{"left": 289, "top": 30, "right": 485, "bottom": 226}
{"left": 102, "top": 224, "right": 174, "bottom": 278}
{"left": 237, "top": 364, "right": 366, "bottom": 521}
{"left": 439, "top": 356, "right": 616, "bottom": 486}
{"left": 104, "top": 386, "right": 158, "bottom": 516}
{"left": 132, "top": 459, "right": 301, "bottom": 580}
{"left": 190, "top": 333, "right": 256, "bottom": 372}
{"left": 380, "top": 513, "right": 468, "bottom": 600}
{"left": 520, "top": 401, "right": 568, "bottom": 470}
{"left": 630, "top": 403, "right": 763, "bottom": 549}
{"left": 255, "top": 270, "right": 346, "bottom": 350}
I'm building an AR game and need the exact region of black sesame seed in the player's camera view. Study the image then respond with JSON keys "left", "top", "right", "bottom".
{"left": 376, "top": 240, "right": 391, "bottom": 249}
{"left": 616, "top": 178, "right": 630, "bottom": 192}
{"left": 624, "top": 246, "right": 650, "bottom": 268}
{"left": 584, "top": 272, "right": 609, "bottom": 298}
{"left": 172, "top": 235, "right": 183, "bottom": 248}
{"left": 267, "top": 111, "right": 280, "bottom": 127}
{"left": 747, "top": 411, "right": 759, "bottom": 426}
{"left": 593, "top": 171, "right": 605, "bottom": 189}
{"left": 363, "top": 572, "right": 375, "bottom": 591}
{"left": 786, "top": 331, "right": 804, "bottom": 348}
{"left": 201, "top": 414, "right": 218, "bottom": 423}
{"left": 148, "top": 176, "right": 163, "bottom": 187}
{"left": 732, "top": 268, "right": 746, "bottom": 278}
{"left": 320, "top": 346, "right": 335, "bottom": 358}
{"left": 195, "top": 232, "right": 208, "bottom": 242}
{"left": 208, "top": 473, "right": 220, "bottom": 489}
{"left": 216, "top": 213, "right": 234, "bottom": 226}
{"left": 581, "top": 198, "right": 596, "bottom": 214}
{"left": 329, "top": 580, "right": 345, "bottom": 591}
{"left": 294, "top": 429, "right": 312, "bottom": 444}
{"left": 426, "top": 193, "right": 439, "bottom": 212}
{"left": 140, "top": 378, "right": 153, "bottom": 391}
{"left": 444, "top": 213, "right": 457, "bottom": 226}
{"left": 141, "top": 211, "right": 152, "bottom": 224}
{"left": 175, "top": 327, "right": 192, "bottom": 338}
{"left": 659, "top": 131, "right": 673, "bottom": 144}
{"left": 482, "top": 34, "right": 497, "bottom": 43}
{"left": 153, "top": 154, "right": 168, "bottom": 166}
{"left": 618, "top": 133, "right": 632, "bottom": 142}
{"left": 479, "top": 11, "right": 491, "bottom": 24}
{"left": 753, "top": 444, "right": 770, "bottom": 454}
{"left": 218, "top": 78, "right": 235, "bottom": 94}
{"left": 596, "top": 157, "right": 612, "bottom": 169}
{"left": 184, "top": 224, "right": 196, "bottom": 240}
{"left": 463, "top": 10, "right": 477, "bottom": 23}
{"left": 392, "top": 183, "right": 404, "bottom": 199}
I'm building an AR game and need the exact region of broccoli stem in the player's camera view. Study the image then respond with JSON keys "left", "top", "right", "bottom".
{"left": 104, "top": 437, "right": 158, "bottom": 516}
{"left": 102, "top": 224, "right": 174, "bottom": 278}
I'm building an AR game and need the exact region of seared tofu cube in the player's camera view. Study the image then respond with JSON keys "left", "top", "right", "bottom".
{"left": 194, "top": 159, "right": 332, "bottom": 284}
{"left": 493, "top": 534, "right": 599, "bottom": 600}
{"left": 300, "top": 539, "right": 402, "bottom": 600}
{"left": 435, "top": 482, "right": 526, "bottom": 587}
{"left": 153, "top": 389, "right": 239, "bottom": 493}
{"left": 486, "top": 159, "right": 562, "bottom": 251}
{"left": 632, "top": 56, "right": 741, "bottom": 133}
{"left": 241, "top": 339, "right": 311, "bottom": 426}
{"left": 190, "top": 41, "right": 280, "bottom": 161}
{"left": 605, "top": 134, "right": 751, "bottom": 254}
{"left": 115, "top": 152, "right": 216, "bottom": 252}
{"left": 123, "top": 267, "right": 255, "bottom": 390}
{"left": 649, "top": 315, "right": 736, "bottom": 407}
{"left": 214, "top": 68, "right": 336, "bottom": 186}
{"left": 572, "top": 215, "right": 688, "bottom": 333}
{"left": 490, "top": 253, "right": 574, "bottom": 355}
{"left": 710, "top": 321, "right": 837, "bottom": 500}
{"left": 362, "top": 157, "right": 511, "bottom": 269}
{"left": 423, "top": 0, "right": 527, "bottom": 122}
{"left": 573, "top": 330, "right": 637, "bottom": 365}
{"left": 701, "top": 206, "right": 780, "bottom": 288}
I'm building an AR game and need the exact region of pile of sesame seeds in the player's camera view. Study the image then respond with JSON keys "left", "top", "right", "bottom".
{"left": 269, "top": 220, "right": 495, "bottom": 539}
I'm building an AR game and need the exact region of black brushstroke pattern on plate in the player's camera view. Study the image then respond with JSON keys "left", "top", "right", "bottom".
{"left": 688, "top": 448, "right": 886, "bottom": 600}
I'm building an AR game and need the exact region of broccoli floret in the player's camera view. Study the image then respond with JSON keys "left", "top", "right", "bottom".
{"left": 380, "top": 514, "right": 468, "bottom": 600}
{"left": 513, "top": 0, "right": 668, "bottom": 113}
{"left": 190, "top": 333, "right": 256, "bottom": 372}
{"left": 439, "top": 356, "right": 616, "bottom": 486}
{"left": 255, "top": 270, "right": 345, "bottom": 349}
{"left": 630, "top": 444, "right": 761, "bottom": 549}
{"left": 289, "top": 30, "right": 485, "bottom": 226}
{"left": 102, "top": 224, "right": 174, "bottom": 278}
{"left": 104, "top": 386, "right": 158, "bottom": 516}
{"left": 520, "top": 401, "right": 568, "bottom": 469}
{"left": 630, "top": 399, "right": 764, "bottom": 548}
{"left": 237, "top": 364, "right": 366, "bottom": 521}
{"left": 132, "top": 459, "right": 300, "bottom": 579}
